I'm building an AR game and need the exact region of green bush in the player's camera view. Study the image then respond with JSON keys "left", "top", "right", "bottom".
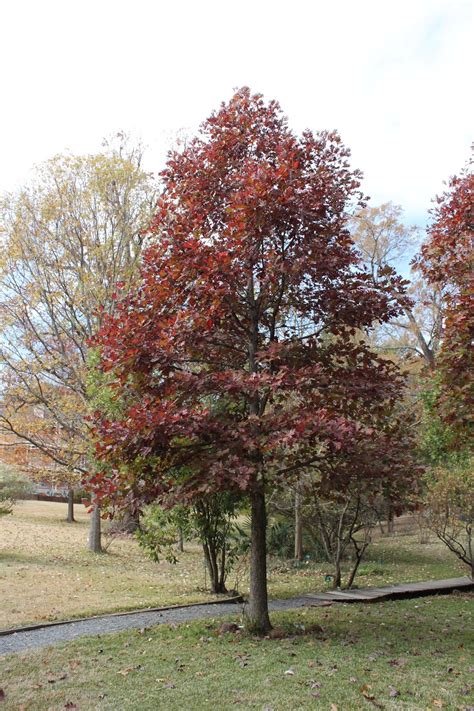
{"left": 0, "top": 464, "right": 34, "bottom": 515}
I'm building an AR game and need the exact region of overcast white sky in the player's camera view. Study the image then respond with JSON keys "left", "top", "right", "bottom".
{"left": 1, "top": 0, "right": 472, "bottom": 232}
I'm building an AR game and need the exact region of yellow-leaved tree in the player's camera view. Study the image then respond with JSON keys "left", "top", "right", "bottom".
{"left": 0, "top": 135, "right": 157, "bottom": 549}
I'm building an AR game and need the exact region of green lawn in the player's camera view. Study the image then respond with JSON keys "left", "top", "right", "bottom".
{"left": 0, "top": 501, "right": 467, "bottom": 629}
{"left": 0, "top": 594, "right": 472, "bottom": 710}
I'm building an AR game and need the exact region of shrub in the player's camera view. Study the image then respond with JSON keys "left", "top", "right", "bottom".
{"left": 0, "top": 464, "right": 33, "bottom": 515}
{"left": 424, "top": 459, "right": 474, "bottom": 578}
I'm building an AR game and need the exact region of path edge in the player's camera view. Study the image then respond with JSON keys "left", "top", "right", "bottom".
{"left": 0, "top": 594, "right": 244, "bottom": 638}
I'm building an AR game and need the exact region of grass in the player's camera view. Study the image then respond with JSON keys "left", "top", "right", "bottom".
{"left": 0, "top": 501, "right": 467, "bottom": 630}
{"left": 0, "top": 593, "right": 472, "bottom": 710}
{"left": 0, "top": 501, "right": 215, "bottom": 630}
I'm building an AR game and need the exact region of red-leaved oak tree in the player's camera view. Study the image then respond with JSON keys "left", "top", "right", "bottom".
{"left": 90, "top": 89, "right": 408, "bottom": 632}
{"left": 416, "top": 150, "right": 473, "bottom": 444}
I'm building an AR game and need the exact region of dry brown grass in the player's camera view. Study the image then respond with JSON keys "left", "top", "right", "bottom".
{"left": 0, "top": 500, "right": 213, "bottom": 629}
{"left": 0, "top": 501, "right": 464, "bottom": 631}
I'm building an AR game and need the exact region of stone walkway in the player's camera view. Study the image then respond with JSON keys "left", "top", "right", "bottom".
{"left": 1, "top": 576, "right": 472, "bottom": 656}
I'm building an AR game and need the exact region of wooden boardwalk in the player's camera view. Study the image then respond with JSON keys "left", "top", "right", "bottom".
{"left": 300, "top": 576, "right": 474, "bottom": 604}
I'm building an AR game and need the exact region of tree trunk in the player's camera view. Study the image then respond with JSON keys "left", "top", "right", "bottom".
{"left": 247, "top": 488, "right": 272, "bottom": 633}
{"left": 66, "top": 488, "right": 75, "bottom": 523}
{"left": 202, "top": 541, "right": 227, "bottom": 593}
{"left": 404, "top": 307, "right": 436, "bottom": 370}
{"left": 294, "top": 487, "right": 303, "bottom": 561}
{"left": 346, "top": 539, "right": 370, "bottom": 589}
{"left": 119, "top": 507, "right": 140, "bottom": 533}
{"left": 387, "top": 502, "right": 395, "bottom": 536}
{"left": 177, "top": 527, "right": 184, "bottom": 552}
{"left": 88, "top": 503, "right": 102, "bottom": 553}
{"left": 219, "top": 541, "right": 227, "bottom": 591}
{"left": 468, "top": 528, "right": 473, "bottom": 580}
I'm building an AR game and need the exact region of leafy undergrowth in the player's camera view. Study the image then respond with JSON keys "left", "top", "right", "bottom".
{"left": 0, "top": 501, "right": 467, "bottom": 629}
{"left": 0, "top": 594, "right": 472, "bottom": 710}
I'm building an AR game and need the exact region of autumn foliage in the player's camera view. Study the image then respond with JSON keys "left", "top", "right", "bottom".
{"left": 416, "top": 151, "right": 473, "bottom": 443}
{"left": 91, "top": 89, "right": 409, "bottom": 630}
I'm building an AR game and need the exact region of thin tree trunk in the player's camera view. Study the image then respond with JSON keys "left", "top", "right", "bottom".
{"left": 333, "top": 503, "right": 349, "bottom": 588}
{"left": 219, "top": 542, "right": 227, "bottom": 591}
{"left": 294, "top": 487, "right": 303, "bottom": 561}
{"left": 468, "top": 528, "right": 473, "bottom": 580}
{"left": 66, "top": 488, "right": 75, "bottom": 523}
{"left": 177, "top": 527, "right": 184, "bottom": 552}
{"left": 202, "top": 541, "right": 216, "bottom": 591}
{"left": 404, "top": 307, "right": 436, "bottom": 370}
{"left": 247, "top": 488, "right": 272, "bottom": 633}
{"left": 387, "top": 502, "right": 395, "bottom": 536}
{"left": 346, "top": 538, "right": 370, "bottom": 589}
{"left": 313, "top": 500, "right": 333, "bottom": 563}
{"left": 88, "top": 503, "right": 102, "bottom": 553}
{"left": 202, "top": 541, "right": 227, "bottom": 593}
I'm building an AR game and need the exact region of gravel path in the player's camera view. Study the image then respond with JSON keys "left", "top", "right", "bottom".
{"left": 0, "top": 597, "right": 315, "bottom": 656}
{"left": 2, "top": 576, "right": 471, "bottom": 656}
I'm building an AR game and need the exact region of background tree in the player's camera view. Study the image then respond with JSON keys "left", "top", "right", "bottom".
{"left": 0, "top": 136, "right": 157, "bottom": 549}
{"left": 414, "top": 153, "right": 473, "bottom": 563}
{"left": 91, "top": 88, "right": 407, "bottom": 633}
{"left": 275, "top": 409, "right": 419, "bottom": 587}
{"left": 415, "top": 151, "right": 473, "bottom": 445}
{"left": 350, "top": 202, "right": 442, "bottom": 370}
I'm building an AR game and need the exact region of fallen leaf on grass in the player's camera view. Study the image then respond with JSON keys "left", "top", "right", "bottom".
{"left": 0, "top": 689, "right": 5, "bottom": 701}
{"left": 234, "top": 653, "right": 251, "bottom": 668}
{"left": 446, "top": 667, "right": 461, "bottom": 675}
{"left": 163, "top": 683, "right": 176, "bottom": 689}
{"left": 117, "top": 665, "right": 141, "bottom": 676}
{"left": 360, "top": 684, "right": 384, "bottom": 709}
{"left": 284, "top": 669, "right": 295, "bottom": 676}
{"left": 433, "top": 701, "right": 443, "bottom": 708}
{"left": 330, "top": 704, "right": 338, "bottom": 711}
{"left": 47, "top": 673, "right": 67, "bottom": 684}
{"left": 388, "top": 657, "right": 407, "bottom": 667}
{"left": 64, "top": 703, "right": 77, "bottom": 709}
{"left": 388, "top": 686, "right": 400, "bottom": 698}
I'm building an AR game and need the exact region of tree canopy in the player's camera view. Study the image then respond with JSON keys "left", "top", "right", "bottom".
{"left": 91, "top": 89, "right": 410, "bottom": 631}
{"left": 416, "top": 151, "right": 473, "bottom": 445}
{"left": 0, "top": 138, "right": 157, "bottom": 476}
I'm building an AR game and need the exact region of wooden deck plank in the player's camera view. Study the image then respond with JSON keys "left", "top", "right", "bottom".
{"left": 300, "top": 576, "right": 473, "bottom": 605}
